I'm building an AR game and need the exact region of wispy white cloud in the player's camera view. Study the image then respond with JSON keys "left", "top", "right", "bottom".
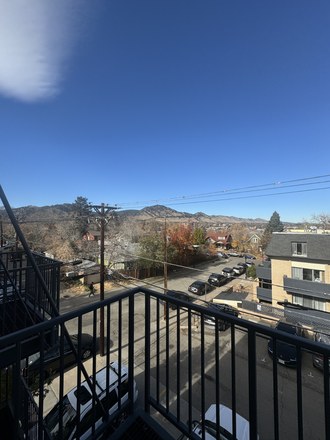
{"left": 0, "top": 1, "right": 89, "bottom": 102}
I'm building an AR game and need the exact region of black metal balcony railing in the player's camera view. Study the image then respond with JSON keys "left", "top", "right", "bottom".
{"left": 0, "top": 250, "right": 61, "bottom": 339}
{"left": 1, "top": 288, "right": 330, "bottom": 440}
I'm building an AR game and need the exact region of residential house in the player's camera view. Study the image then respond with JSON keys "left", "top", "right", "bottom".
{"left": 246, "top": 233, "right": 262, "bottom": 253}
{"left": 82, "top": 228, "right": 100, "bottom": 241}
{"left": 205, "top": 233, "right": 232, "bottom": 250}
{"left": 256, "top": 232, "right": 330, "bottom": 326}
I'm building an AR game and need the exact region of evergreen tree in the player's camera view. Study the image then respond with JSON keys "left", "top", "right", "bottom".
{"left": 192, "top": 227, "right": 205, "bottom": 245}
{"left": 71, "top": 196, "right": 92, "bottom": 237}
{"left": 261, "top": 211, "right": 283, "bottom": 252}
{"left": 264, "top": 211, "right": 283, "bottom": 234}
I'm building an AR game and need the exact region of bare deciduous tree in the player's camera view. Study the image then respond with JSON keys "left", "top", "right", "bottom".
{"left": 311, "top": 213, "right": 330, "bottom": 231}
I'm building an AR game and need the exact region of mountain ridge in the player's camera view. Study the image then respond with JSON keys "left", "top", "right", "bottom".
{"left": 0, "top": 203, "right": 268, "bottom": 225}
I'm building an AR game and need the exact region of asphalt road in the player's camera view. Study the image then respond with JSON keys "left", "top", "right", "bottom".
{"left": 57, "top": 257, "right": 326, "bottom": 440}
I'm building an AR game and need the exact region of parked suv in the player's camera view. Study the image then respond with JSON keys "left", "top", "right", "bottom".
{"left": 44, "top": 361, "right": 138, "bottom": 440}
{"left": 233, "top": 265, "right": 244, "bottom": 276}
{"left": 204, "top": 303, "right": 239, "bottom": 331}
{"left": 267, "top": 321, "right": 305, "bottom": 367}
{"left": 207, "top": 273, "right": 227, "bottom": 287}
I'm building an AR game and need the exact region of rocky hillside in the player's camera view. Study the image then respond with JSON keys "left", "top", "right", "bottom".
{"left": 1, "top": 203, "right": 267, "bottom": 226}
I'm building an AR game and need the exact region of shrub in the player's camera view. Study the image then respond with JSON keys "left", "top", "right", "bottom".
{"left": 246, "top": 265, "right": 257, "bottom": 279}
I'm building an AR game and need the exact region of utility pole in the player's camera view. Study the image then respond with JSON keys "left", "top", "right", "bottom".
{"left": 164, "top": 217, "right": 168, "bottom": 320}
{"left": 90, "top": 203, "right": 119, "bottom": 357}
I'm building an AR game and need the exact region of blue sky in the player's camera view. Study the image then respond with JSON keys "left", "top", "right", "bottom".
{"left": 1, "top": 0, "right": 329, "bottom": 223}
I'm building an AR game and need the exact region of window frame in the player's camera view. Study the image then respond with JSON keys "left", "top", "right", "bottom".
{"left": 291, "top": 242, "right": 307, "bottom": 256}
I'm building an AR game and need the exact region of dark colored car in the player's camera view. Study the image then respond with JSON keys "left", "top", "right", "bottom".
{"left": 188, "top": 281, "right": 211, "bottom": 296}
{"left": 313, "top": 329, "right": 330, "bottom": 371}
{"left": 243, "top": 254, "right": 256, "bottom": 259}
{"left": 207, "top": 273, "right": 227, "bottom": 287}
{"left": 221, "top": 267, "right": 235, "bottom": 279}
{"left": 267, "top": 322, "right": 305, "bottom": 367}
{"left": 204, "top": 303, "right": 239, "bottom": 331}
{"left": 162, "top": 290, "right": 193, "bottom": 310}
{"left": 21, "top": 333, "right": 94, "bottom": 381}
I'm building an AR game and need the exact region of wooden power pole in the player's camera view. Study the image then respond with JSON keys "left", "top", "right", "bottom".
{"left": 90, "top": 203, "right": 119, "bottom": 356}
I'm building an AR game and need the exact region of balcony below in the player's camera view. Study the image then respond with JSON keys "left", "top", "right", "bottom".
{"left": 257, "top": 286, "right": 272, "bottom": 302}
{"left": 256, "top": 265, "right": 271, "bottom": 280}
{"left": 283, "top": 276, "right": 330, "bottom": 299}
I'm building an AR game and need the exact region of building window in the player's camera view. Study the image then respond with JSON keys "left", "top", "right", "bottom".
{"left": 291, "top": 242, "right": 307, "bottom": 256}
{"left": 292, "top": 293, "right": 326, "bottom": 311}
{"left": 292, "top": 267, "right": 325, "bottom": 282}
{"left": 259, "top": 278, "right": 271, "bottom": 289}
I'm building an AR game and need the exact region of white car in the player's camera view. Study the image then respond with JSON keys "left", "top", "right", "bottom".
{"left": 44, "top": 361, "right": 138, "bottom": 440}
{"left": 192, "top": 404, "right": 257, "bottom": 440}
{"left": 233, "top": 265, "right": 244, "bottom": 275}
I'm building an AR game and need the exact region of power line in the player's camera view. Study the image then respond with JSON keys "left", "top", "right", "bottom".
{"left": 117, "top": 185, "right": 330, "bottom": 210}
{"left": 114, "top": 174, "right": 330, "bottom": 208}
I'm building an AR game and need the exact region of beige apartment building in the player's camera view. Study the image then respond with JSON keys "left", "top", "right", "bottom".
{"left": 256, "top": 233, "right": 330, "bottom": 317}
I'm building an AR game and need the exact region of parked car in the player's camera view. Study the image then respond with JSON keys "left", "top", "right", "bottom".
{"left": 243, "top": 254, "right": 256, "bottom": 259}
{"left": 313, "top": 329, "right": 330, "bottom": 371}
{"left": 245, "top": 261, "right": 255, "bottom": 267}
{"left": 21, "top": 333, "right": 94, "bottom": 381}
{"left": 190, "top": 404, "right": 256, "bottom": 440}
{"left": 188, "top": 281, "right": 211, "bottom": 296}
{"left": 237, "top": 262, "right": 247, "bottom": 272}
{"left": 0, "top": 279, "right": 19, "bottom": 302}
{"left": 207, "top": 273, "right": 227, "bottom": 287}
{"left": 217, "top": 252, "right": 228, "bottom": 259}
{"left": 204, "top": 303, "right": 239, "bottom": 331}
{"left": 267, "top": 321, "right": 305, "bottom": 367}
{"left": 161, "top": 290, "right": 193, "bottom": 310}
{"left": 227, "top": 252, "right": 240, "bottom": 257}
{"left": 221, "top": 267, "right": 235, "bottom": 279}
{"left": 44, "top": 361, "right": 138, "bottom": 440}
{"left": 233, "top": 265, "right": 244, "bottom": 276}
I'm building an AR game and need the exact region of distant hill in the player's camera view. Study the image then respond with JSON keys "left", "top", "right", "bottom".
{"left": 0, "top": 203, "right": 267, "bottom": 226}
{"left": 117, "top": 205, "right": 267, "bottom": 225}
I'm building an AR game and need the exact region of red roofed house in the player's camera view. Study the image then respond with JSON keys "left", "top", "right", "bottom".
{"left": 205, "top": 233, "right": 232, "bottom": 250}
